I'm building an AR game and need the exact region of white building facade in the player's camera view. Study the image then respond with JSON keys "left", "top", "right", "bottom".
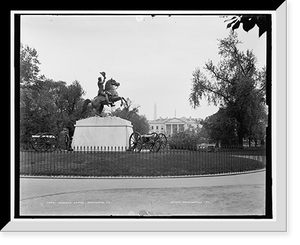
{"left": 148, "top": 117, "right": 200, "bottom": 137}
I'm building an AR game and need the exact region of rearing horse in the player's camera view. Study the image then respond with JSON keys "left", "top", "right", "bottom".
{"left": 81, "top": 78, "right": 128, "bottom": 117}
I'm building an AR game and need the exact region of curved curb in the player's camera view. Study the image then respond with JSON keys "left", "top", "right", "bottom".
{"left": 20, "top": 168, "right": 266, "bottom": 180}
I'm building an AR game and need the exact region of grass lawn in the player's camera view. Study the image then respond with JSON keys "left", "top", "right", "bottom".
{"left": 20, "top": 150, "right": 266, "bottom": 177}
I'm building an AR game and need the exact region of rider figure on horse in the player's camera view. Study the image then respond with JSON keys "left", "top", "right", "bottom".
{"left": 97, "top": 72, "right": 115, "bottom": 107}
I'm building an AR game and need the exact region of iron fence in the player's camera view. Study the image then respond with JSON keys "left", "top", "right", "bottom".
{"left": 19, "top": 143, "right": 266, "bottom": 178}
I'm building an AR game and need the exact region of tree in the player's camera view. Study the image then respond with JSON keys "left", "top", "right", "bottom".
{"left": 201, "top": 108, "right": 239, "bottom": 146}
{"left": 189, "top": 31, "right": 267, "bottom": 146}
{"left": 20, "top": 44, "right": 45, "bottom": 142}
{"left": 190, "top": 32, "right": 262, "bottom": 105}
{"left": 20, "top": 79, "right": 86, "bottom": 143}
{"left": 20, "top": 44, "right": 43, "bottom": 86}
{"left": 242, "top": 88, "right": 267, "bottom": 146}
{"left": 58, "top": 80, "right": 86, "bottom": 119}
{"left": 19, "top": 44, "right": 87, "bottom": 143}
{"left": 111, "top": 99, "right": 150, "bottom": 135}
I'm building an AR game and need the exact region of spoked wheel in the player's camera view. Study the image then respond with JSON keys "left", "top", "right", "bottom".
{"left": 38, "top": 137, "right": 50, "bottom": 152}
{"left": 149, "top": 132, "right": 161, "bottom": 152}
{"left": 129, "top": 132, "right": 142, "bottom": 152}
{"left": 158, "top": 133, "right": 167, "bottom": 150}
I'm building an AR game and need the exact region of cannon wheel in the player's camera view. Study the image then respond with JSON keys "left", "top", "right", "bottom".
{"left": 149, "top": 132, "right": 161, "bottom": 152}
{"left": 129, "top": 132, "right": 142, "bottom": 152}
{"left": 158, "top": 133, "right": 167, "bottom": 150}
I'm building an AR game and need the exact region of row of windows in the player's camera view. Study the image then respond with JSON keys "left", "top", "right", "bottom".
{"left": 150, "top": 124, "right": 185, "bottom": 132}
{"left": 151, "top": 125, "right": 164, "bottom": 130}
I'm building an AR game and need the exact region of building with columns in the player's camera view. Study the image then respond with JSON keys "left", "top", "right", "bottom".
{"left": 148, "top": 117, "right": 201, "bottom": 137}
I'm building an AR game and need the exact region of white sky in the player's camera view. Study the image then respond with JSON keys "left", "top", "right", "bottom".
{"left": 20, "top": 14, "right": 266, "bottom": 120}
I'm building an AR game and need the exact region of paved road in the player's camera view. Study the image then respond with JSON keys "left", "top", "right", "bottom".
{"left": 20, "top": 171, "right": 266, "bottom": 216}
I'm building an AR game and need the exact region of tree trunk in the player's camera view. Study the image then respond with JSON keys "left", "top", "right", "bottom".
{"left": 238, "top": 132, "right": 244, "bottom": 148}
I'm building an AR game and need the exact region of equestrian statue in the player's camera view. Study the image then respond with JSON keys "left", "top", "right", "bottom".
{"left": 81, "top": 72, "right": 128, "bottom": 117}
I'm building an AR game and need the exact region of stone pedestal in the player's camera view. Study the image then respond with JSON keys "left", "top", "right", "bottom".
{"left": 71, "top": 116, "right": 133, "bottom": 151}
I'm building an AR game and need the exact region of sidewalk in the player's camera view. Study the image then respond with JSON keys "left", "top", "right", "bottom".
{"left": 20, "top": 171, "right": 266, "bottom": 216}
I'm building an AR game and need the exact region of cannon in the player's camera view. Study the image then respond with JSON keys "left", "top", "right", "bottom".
{"left": 30, "top": 130, "right": 72, "bottom": 152}
{"left": 128, "top": 132, "right": 167, "bottom": 153}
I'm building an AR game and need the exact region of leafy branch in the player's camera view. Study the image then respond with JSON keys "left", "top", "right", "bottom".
{"left": 224, "top": 15, "right": 267, "bottom": 37}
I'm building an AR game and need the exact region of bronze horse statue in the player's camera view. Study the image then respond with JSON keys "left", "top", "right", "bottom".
{"left": 81, "top": 78, "right": 127, "bottom": 116}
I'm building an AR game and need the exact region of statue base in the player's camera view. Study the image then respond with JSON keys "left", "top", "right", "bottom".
{"left": 71, "top": 116, "right": 133, "bottom": 151}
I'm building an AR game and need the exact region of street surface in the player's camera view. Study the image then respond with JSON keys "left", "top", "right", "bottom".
{"left": 20, "top": 171, "right": 265, "bottom": 216}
